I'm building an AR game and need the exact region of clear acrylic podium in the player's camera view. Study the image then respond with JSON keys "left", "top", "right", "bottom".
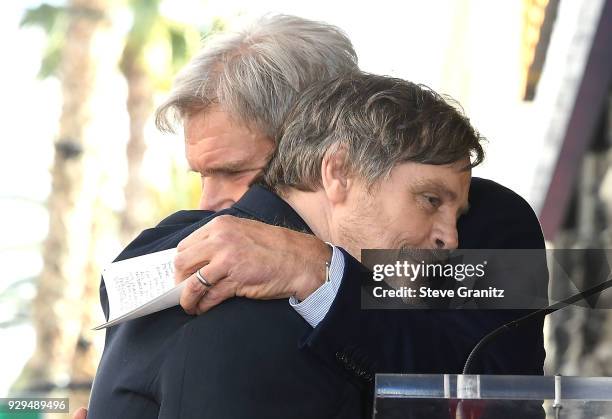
{"left": 374, "top": 374, "right": 612, "bottom": 419}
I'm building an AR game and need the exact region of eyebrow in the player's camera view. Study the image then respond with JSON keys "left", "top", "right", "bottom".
{"left": 412, "top": 178, "right": 470, "bottom": 216}
{"left": 191, "top": 159, "right": 266, "bottom": 176}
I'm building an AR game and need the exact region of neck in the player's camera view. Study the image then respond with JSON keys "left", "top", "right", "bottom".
{"left": 282, "top": 189, "right": 333, "bottom": 243}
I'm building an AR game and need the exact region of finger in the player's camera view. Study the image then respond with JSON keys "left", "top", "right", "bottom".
{"left": 176, "top": 214, "right": 239, "bottom": 251}
{"left": 73, "top": 407, "right": 88, "bottom": 419}
{"left": 173, "top": 239, "right": 218, "bottom": 283}
{"left": 179, "top": 261, "right": 228, "bottom": 314}
{"left": 176, "top": 223, "right": 212, "bottom": 251}
{"left": 196, "top": 279, "right": 237, "bottom": 314}
{"left": 180, "top": 274, "right": 209, "bottom": 315}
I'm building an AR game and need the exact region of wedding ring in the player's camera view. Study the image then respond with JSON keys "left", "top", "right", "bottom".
{"left": 195, "top": 268, "right": 212, "bottom": 287}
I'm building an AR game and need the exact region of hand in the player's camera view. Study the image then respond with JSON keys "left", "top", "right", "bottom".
{"left": 174, "top": 215, "right": 332, "bottom": 315}
{"left": 73, "top": 407, "right": 87, "bottom": 419}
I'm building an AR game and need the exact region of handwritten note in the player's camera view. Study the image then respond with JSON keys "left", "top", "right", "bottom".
{"left": 95, "top": 248, "right": 187, "bottom": 329}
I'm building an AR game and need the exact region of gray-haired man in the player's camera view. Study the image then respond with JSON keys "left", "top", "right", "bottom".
{"left": 91, "top": 14, "right": 359, "bottom": 408}
{"left": 155, "top": 14, "right": 358, "bottom": 211}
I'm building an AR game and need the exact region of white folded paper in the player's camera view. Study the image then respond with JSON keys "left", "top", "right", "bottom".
{"left": 94, "top": 248, "right": 186, "bottom": 330}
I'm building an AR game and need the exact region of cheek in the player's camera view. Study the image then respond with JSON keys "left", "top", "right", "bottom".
{"left": 230, "top": 173, "right": 260, "bottom": 197}
{"left": 402, "top": 220, "right": 432, "bottom": 245}
{"left": 229, "top": 182, "right": 250, "bottom": 200}
{"left": 393, "top": 210, "right": 434, "bottom": 247}
{"left": 185, "top": 142, "right": 201, "bottom": 164}
{"left": 243, "top": 171, "right": 261, "bottom": 185}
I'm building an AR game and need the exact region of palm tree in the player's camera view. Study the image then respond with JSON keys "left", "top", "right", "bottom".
{"left": 118, "top": 0, "right": 204, "bottom": 243}
{"left": 15, "top": 0, "right": 111, "bottom": 398}
{"left": 68, "top": 0, "right": 204, "bottom": 391}
{"left": 16, "top": 3, "right": 224, "bottom": 410}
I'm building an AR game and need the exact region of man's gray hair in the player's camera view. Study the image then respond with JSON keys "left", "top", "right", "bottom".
{"left": 155, "top": 14, "right": 358, "bottom": 139}
{"left": 265, "top": 72, "right": 485, "bottom": 191}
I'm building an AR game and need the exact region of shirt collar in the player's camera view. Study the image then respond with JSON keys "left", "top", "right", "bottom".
{"left": 232, "top": 184, "right": 312, "bottom": 234}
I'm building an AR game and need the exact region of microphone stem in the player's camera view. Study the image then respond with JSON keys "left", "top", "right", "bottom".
{"left": 462, "top": 275, "right": 612, "bottom": 374}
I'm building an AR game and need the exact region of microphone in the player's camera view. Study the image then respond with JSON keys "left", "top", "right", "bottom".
{"left": 462, "top": 274, "right": 612, "bottom": 374}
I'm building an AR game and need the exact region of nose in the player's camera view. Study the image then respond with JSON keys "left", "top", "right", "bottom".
{"left": 432, "top": 217, "right": 459, "bottom": 250}
{"left": 198, "top": 178, "right": 237, "bottom": 211}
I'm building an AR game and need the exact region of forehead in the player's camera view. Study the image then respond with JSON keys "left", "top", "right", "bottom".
{"left": 183, "top": 107, "right": 274, "bottom": 171}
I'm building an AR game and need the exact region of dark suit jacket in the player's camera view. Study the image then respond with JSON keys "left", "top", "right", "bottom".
{"left": 89, "top": 185, "right": 362, "bottom": 419}
{"left": 89, "top": 178, "right": 545, "bottom": 418}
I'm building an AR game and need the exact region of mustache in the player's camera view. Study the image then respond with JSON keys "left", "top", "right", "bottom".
{"left": 398, "top": 246, "right": 451, "bottom": 264}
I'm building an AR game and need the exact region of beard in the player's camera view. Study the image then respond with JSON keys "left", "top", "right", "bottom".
{"left": 334, "top": 188, "right": 386, "bottom": 261}
{"left": 336, "top": 216, "right": 374, "bottom": 262}
{"left": 399, "top": 246, "right": 451, "bottom": 264}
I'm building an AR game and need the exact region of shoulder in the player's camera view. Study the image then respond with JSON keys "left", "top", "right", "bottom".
{"left": 155, "top": 209, "right": 215, "bottom": 228}
{"left": 468, "top": 177, "right": 535, "bottom": 215}
{"left": 116, "top": 208, "right": 239, "bottom": 262}
{"left": 459, "top": 177, "right": 545, "bottom": 249}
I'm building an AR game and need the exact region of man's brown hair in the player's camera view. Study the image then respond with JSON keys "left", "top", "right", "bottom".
{"left": 265, "top": 72, "right": 485, "bottom": 192}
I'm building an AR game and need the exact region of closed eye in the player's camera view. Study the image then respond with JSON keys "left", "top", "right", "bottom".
{"left": 197, "top": 167, "right": 263, "bottom": 178}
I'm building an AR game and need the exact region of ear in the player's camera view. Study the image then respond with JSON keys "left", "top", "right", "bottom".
{"left": 321, "top": 146, "right": 352, "bottom": 205}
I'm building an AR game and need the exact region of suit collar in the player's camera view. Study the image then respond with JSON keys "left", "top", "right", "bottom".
{"left": 233, "top": 184, "right": 312, "bottom": 234}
